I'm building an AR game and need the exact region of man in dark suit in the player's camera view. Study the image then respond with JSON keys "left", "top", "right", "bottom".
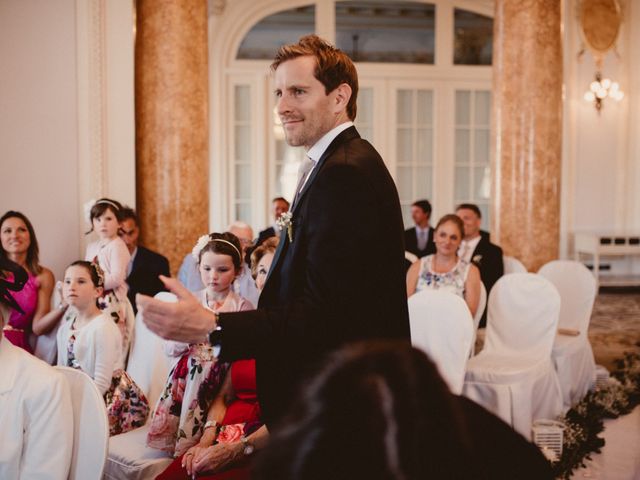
{"left": 120, "top": 208, "right": 170, "bottom": 314}
{"left": 456, "top": 203, "right": 504, "bottom": 327}
{"left": 138, "top": 35, "right": 410, "bottom": 429}
{"left": 404, "top": 199, "right": 436, "bottom": 259}
{"left": 255, "top": 197, "right": 290, "bottom": 247}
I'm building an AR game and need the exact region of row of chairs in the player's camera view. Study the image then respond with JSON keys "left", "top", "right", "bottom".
{"left": 410, "top": 259, "right": 597, "bottom": 440}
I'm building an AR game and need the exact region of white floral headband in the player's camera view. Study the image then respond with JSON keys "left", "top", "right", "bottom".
{"left": 83, "top": 198, "right": 120, "bottom": 224}
{"left": 191, "top": 235, "right": 242, "bottom": 262}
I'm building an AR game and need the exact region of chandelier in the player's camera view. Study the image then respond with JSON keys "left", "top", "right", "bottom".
{"left": 583, "top": 71, "right": 624, "bottom": 113}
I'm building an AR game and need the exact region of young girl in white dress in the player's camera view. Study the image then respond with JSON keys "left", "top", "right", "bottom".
{"left": 56, "top": 261, "right": 148, "bottom": 435}
{"left": 84, "top": 198, "right": 132, "bottom": 360}
{"left": 147, "top": 232, "right": 254, "bottom": 457}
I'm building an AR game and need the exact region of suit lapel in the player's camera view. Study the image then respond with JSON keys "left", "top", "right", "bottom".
{"left": 264, "top": 126, "right": 360, "bottom": 290}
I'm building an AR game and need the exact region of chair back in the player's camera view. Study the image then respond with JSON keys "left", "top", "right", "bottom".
{"left": 484, "top": 273, "right": 560, "bottom": 358}
{"left": 54, "top": 366, "right": 108, "bottom": 480}
{"left": 408, "top": 290, "right": 474, "bottom": 394}
{"left": 469, "top": 283, "right": 487, "bottom": 356}
{"left": 126, "top": 291, "right": 175, "bottom": 409}
{"left": 538, "top": 260, "right": 596, "bottom": 334}
{"left": 503, "top": 255, "right": 527, "bottom": 274}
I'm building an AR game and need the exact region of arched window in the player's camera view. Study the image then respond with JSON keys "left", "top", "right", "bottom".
{"left": 213, "top": 1, "right": 494, "bottom": 231}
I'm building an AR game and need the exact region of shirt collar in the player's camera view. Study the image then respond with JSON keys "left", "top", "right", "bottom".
{"left": 306, "top": 121, "right": 354, "bottom": 163}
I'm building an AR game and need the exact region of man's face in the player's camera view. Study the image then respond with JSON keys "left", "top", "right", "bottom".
{"left": 456, "top": 208, "right": 481, "bottom": 239}
{"left": 229, "top": 226, "right": 254, "bottom": 256}
{"left": 273, "top": 200, "right": 289, "bottom": 221}
{"left": 120, "top": 218, "right": 139, "bottom": 252}
{"left": 275, "top": 55, "right": 341, "bottom": 150}
{"left": 411, "top": 206, "right": 429, "bottom": 226}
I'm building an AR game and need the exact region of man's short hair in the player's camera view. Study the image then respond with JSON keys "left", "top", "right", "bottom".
{"left": 455, "top": 203, "right": 482, "bottom": 218}
{"left": 411, "top": 200, "right": 432, "bottom": 216}
{"left": 273, "top": 197, "right": 290, "bottom": 208}
{"left": 120, "top": 206, "right": 139, "bottom": 225}
{"left": 271, "top": 34, "right": 359, "bottom": 120}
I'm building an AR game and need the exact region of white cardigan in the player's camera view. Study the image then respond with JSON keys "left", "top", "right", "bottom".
{"left": 57, "top": 312, "right": 123, "bottom": 395}
{"left": 0, "top": 339, "right": 73, "bottom": 479}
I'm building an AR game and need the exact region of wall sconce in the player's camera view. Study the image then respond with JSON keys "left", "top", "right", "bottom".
{"left": 583, "top": 71, "right": 624, "bottom": 113}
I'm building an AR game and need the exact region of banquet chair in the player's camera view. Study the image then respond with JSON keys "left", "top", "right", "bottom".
{"left": 503, "top": 255, "right": 527, "bottom": 274}
{"left": 538, "top": 260, "right": 597, "bottom": 409}
{"left": 54, "top": 366, "right": 109, "bottom": 480}
{"left": 462, "top": 273, "right": 563, "bottom": 439}
{"left": 104, "top": 292, "right": 175, "bottom": 480}
{"left": 404, "top": 250, "right": 419, "bottom": 264}
{"left": 470, "top": 283, "right": 487, "bottom": 357}
{"left": 408, "top": 290, "right": 474, "bottom": 394}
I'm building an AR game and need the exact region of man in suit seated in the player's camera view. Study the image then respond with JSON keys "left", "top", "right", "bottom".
{"left": 404, "top": 199, "right": 436, "bottom": 259}
{"left": 255, "top": 197, "right": 290, "bottom": 247}
{"left": 455, "top": 203, "right": 504, "bottom": 327}
{"left": 120, "top": 207, "right": 170, "bottom": 314}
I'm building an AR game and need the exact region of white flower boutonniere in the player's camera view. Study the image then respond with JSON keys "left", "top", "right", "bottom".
{"left": 472, "top": 254, "right": 483, "bottom": 264}
{"left": 276, "top": 212, "right": 294, "bottom": 242}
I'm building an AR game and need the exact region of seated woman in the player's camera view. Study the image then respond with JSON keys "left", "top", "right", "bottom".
{"left": 155, "top": 237, "right": 278, "bottom": 479}
{"left": 0, "top": 257, "right": 73, "bottom": 480}
{"left": 56, "top": 260, "right": 149, "bottom": 435}
{"left": 406, "top": 214, "right": 481, "bottom": 317}
{"left": 0, "top": 211, "right": 57, "bottom": 355}
{"left": 254, "top": 341, "right": 553, "bottom": 480}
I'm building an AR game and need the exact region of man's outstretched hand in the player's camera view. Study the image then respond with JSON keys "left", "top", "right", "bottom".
{"left": 136, "top": 276, "right": 217, "bottom": 343}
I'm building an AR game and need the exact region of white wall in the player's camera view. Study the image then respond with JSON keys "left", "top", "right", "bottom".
{"left": 0, "top": 0, "right": 80, "bottom": 280}
{"left": 0, "top": 0, "right": 135, "bottom": 280}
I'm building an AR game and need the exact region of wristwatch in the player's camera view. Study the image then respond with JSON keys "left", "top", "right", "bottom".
{"left": 240, "top": 435, "right": 254, "bottom": 456}
{"left": 203, "top": 420, "right": 218, "bottom": 431}
{"left": 208, "top": 312, "right": 222, "bottom": 346}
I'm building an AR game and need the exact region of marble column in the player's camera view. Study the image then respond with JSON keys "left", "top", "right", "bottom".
{"left": 491, "top": 0, "right": 562, "bottom": 272}
{"left": 135, "top": 0, "right": 209, "bottom": 276}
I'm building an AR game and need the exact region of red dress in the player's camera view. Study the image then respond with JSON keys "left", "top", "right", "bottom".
{"left": 156, "top": 359, "right": 261, "bottom": 480}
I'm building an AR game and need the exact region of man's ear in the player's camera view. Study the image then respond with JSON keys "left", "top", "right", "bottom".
{"left": 332, "top": 83, "right": 352, "bottom": 113}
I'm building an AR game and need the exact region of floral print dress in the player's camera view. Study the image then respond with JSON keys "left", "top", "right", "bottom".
{"left": 416, "top": 255, "right": 471, "bottom": 299}
{"left": 147, "top": 290, "right": 254, "bottom": 457}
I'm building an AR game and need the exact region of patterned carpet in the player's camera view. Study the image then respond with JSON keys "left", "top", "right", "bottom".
{"left": 589, "top": 291, "right": 640, "bottom": 370}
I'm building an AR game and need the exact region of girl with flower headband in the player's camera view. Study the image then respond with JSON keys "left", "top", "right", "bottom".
{"left": 148, "top": 232, "right": 254, "bottom": 458}
{"left": 84, "top": 198, "right": 133, "bottom": 363}
{"left": 56, "top": 260, "right": 149, "bottom": 435}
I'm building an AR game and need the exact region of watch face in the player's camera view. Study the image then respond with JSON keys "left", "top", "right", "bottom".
{"left": 243, "top": 444, "right": 255, "bottom": 456}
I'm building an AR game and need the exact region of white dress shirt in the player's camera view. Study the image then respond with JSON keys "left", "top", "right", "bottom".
{"left": 0, "top": 338, "right": 73, "bottom": 479}
{"left": 302, "top": 121, "right": 354, "bottom": 189}
{"left": 458, "top": 235, "right": 482, "bottom": 263}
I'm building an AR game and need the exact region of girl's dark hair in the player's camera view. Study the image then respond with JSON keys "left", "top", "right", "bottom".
{"left": 68, "top": 260, "right": 105, "bottom": 288}
{"left": 86, "top": 198, "right": 124, "bottom": 234}
{"left": 199, "top": 232, "right": 243, "bottom": 271}
{"left": 255, "top": 341, "right": 474, "bottom": 480}
{"left": 0, "top": 211, "right": 42, "bottom": 275}
{"left": 435, "top": 213, "right": 465, "bottom": 240}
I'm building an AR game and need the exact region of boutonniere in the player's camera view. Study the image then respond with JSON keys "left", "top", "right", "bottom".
{"left": 276, "top": 212, "right": 294, "bottom": 242}
{"left": 472, "top": 254, "right": 483, "bottom": 264}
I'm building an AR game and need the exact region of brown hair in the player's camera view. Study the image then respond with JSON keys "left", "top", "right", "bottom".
{"left": 435, "top": 214, "right": 464, "bottom": 240}
{"left": 199, "top": 232, "right": 243, "bottom": 272}
{"left": 0, "top": 211, "right": 42, "bottom": 275}
{"left": 250, "top": 237, "right": 279, "bottom": 279}
{"left": 271, "top": 34, "right": 359, "bottom": 120}
{"left": 87, "top": 198, "right": 124, "bottom": 234}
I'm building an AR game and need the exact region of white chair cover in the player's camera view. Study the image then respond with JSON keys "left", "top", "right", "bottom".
{"left": 503, "top": 255, "right": 527, "bottom": 274}
{"left": 405, "top": 250, "right": 418, "bottom": 264}
{"left": 470, "top": 283, "right": 487, "bottom": 357}
{"left": 538, "top": 260, "right": 597, "bottom": 409}
{"left": 463, "top": 273, "right": 564, "bottom": 439}
{"left": 54, "top": 366, "right": 109, "bottom": 480}
{"left": 104, "top": 292, "right": 175, "bottom": 480}
{"left": 408, "top": 290, "right": 474, "bottom": 394}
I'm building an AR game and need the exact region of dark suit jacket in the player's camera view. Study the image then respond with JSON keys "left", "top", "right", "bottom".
{"left": 126, "top": 246, "right": 170, "bottom": 314}
{"left": 219, "top": 127, "right": 410, "bottom": 425}
{"left": 404, "top": 226, "right": 435, "bottom": 258}
{"left": 255, "top": 226, "right": 277, "bottom": 247}
{"left": 471, "top": 231, "right": 503, "bottom": 327}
